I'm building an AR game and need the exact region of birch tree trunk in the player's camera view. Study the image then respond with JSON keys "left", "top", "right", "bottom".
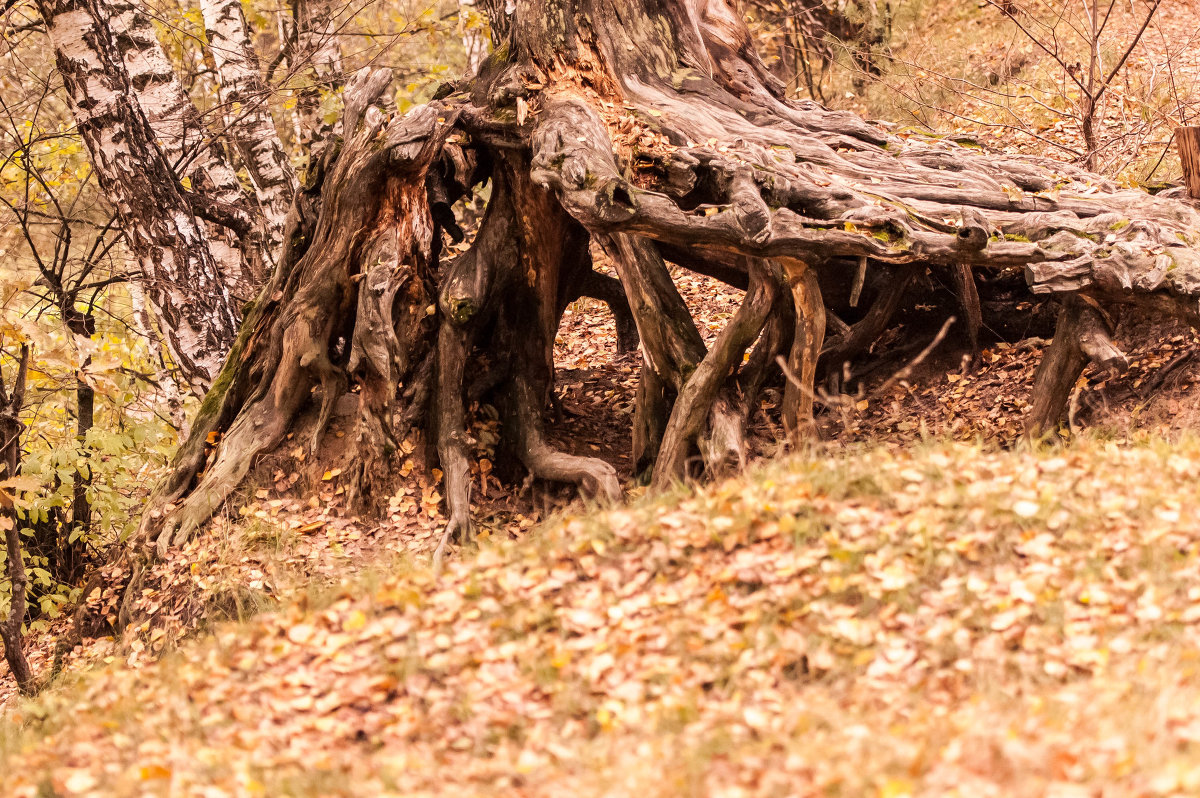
{"left": 457, "top": 0, "right": 488, "bottom": 75}
{"left": 200, "top": 0, "right": 297, "bottom": 256}
{"left": 107, "top": 0, "right": 265, "bottom": 291}
{"left": 291, "top": 0, "right": 344, "bottom": 164}
{"left": 37, "top": 0, "right": 240, "bottom": 391}
{"left": 127, "top": 281, "right": 188, "bottom": 436}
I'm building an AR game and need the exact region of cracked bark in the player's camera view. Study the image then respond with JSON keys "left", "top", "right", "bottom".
{"left": 108, "top": 0, "right": 264, "bottom": 291}
{"left": 37, "top": 0, "right": 241, "bottom": 391}
{"left": 289, "top": 0, "right": 345, "bottom": 168}
{"left": 201, "top": 0, "right": 297, "bottom": 258}
{"left": 0, "top": 347, "right": 34, "bottom": 695}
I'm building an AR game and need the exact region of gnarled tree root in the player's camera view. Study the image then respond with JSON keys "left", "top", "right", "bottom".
{"left": 137, "top": 0, "right": 1200, "bottom": 576}
{"left": 1026, "top": 298, "right": 1128, "bottom": 439}
{"left": 652, "top": 258, "right": 778, "bottom": 488}
{"left": 781, "top": 263, "right": 826, "bottom": 438}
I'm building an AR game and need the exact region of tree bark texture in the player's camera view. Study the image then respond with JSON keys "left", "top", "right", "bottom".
{"left": 1180, "top": 126, "right": 1200, "bottom": 201}
{"left": 0, "top": 348, "right": 34, "bottom": 695}
{"left": 108, "top": 0, "right": 265, "bottom": 290}
{"left": 37, "top": 0, "right": 242, "bottom": 391}
{"left": 138, "top": 0, "right": 1200, "bottom": 555}
{"left": 289, "top": 0, "right": 344, "bottom": 166}
{"left": 200, "top": 0, "right": 298, "bottom": 258}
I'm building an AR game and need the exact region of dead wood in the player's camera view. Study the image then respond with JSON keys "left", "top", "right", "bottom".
{"left": 1026, "top": 298, "right": 1127, "bottom": 438}
{"left": 134, "top": 0, "right": 1200, "bottom": 564}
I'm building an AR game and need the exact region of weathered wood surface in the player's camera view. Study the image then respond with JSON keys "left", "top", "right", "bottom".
{"left": 139, "top": 0, "right": 1200, "bottom": 556}
{"left": 1025, "top": 298, "right": 1127, "bottom": 438}
{"left": 1180, "top": 126, "right": 1200, "bottom": 201}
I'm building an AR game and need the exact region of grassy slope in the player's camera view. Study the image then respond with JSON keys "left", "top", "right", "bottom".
{"left": 7, "top": 437, "right": 1200, "bottom": 796}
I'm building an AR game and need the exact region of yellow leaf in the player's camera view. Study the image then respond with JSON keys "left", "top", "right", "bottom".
{"left": 879, "top": 778, "right": 914, "bottom": 798}
{"left": 343, "top": 610, "right": 368, "bottom": 632}
{"left": 138, "top": 764, "right": 172, "bottom": 781}
{"left": 0, "top": 476, "right": 40, "bottom": 492}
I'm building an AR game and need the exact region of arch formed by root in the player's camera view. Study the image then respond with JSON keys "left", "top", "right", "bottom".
{"left": 138, "top": 0, "right": 1200, "bottom": 554}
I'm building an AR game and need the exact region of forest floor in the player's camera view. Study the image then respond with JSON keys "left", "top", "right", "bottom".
{"left": 846, "top": 0, "right": 1200, "bottom": 181}
{"left": 7, "top": 270, "right": 1200, "bottom": 795}
{"left": 11, "top": 433, "right": 1200, "bottom": 796}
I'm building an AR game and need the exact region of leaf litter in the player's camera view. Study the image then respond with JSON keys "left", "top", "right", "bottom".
{"left": 7, "top": 239, "right": 1200, "bottom": 796}
{"left": 9, "top": 437, "right": 1200, "bottom": 795}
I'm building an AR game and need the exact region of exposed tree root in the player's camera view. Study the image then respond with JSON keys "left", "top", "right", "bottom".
{"left": 782, "top": 264, "right": 826, "bottom": 437}
{"left": 949, "top": 262, "right": 984, "bottom": 357}
{"left": 136, "top": 0, "right": 1200, "bottom": 572}
{"left": 560, "top": 264, "right": 640, "bottom": 354}
{"left": 1026, "top": 298, "right": 1127, "bottom": 439}
{"left": 653, "top": 258, "right": 778, "bottom": 487}
{"left": 139, "top": 77, "right": 457, "bottom": 552}
{"left": 508, "top": 370, "right": 622, "bottom": 501}
{"left": 822, "top": 267, "right": 918, "bottom": 371}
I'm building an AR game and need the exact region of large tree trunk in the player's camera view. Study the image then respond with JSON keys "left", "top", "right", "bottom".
{"left": 37, "top": 0, "right": 242, "bottom": 392}
{"left": 138, "top": 0, "right": 1200, "bottom": 554}
{"left": 39, "top": 0, "right": 293, "bottom": 393}
{"left": 108, "top": 0, "right": 265, "bottom": 291}
{"left": 289, "top": 0, "right": 345, "bottom": 169}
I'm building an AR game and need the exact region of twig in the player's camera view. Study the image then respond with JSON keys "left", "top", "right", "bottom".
{"left": 1142, "top": 349, "right": 1197, "bottom": 396}
{"left": 1141, "top": 130, "right": 1175, "bottom": 184}
{"left": 871, "top": 317, "right": 956, "bottom": 397}
{"left": 774, "top": 316, "right": 957, "bottom": 434}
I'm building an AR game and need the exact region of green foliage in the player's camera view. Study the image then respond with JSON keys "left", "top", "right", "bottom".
{"left": 0, "top": 72, "right": 181, "bottom": 623}
{"left": 0, "top": 276, "right": 179, "bottom": 624}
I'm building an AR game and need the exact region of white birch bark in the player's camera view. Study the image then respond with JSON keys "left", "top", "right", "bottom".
{"left": 457, "top": 0, "right": 488, "bottom": 75}
{"left": 200, "top": 0, "right": 297, "bottom": 256}
{"left": 127, "top": 281, "right": 188, "bottom": 437}
{"left": 292, "top": 0, "right": 345, "bottom": 165}
{"left": 37, "top": 0, "right": 238, "bottom": 391}
{"left": 106, "top": 0, "right": 264, "bottom": 289}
